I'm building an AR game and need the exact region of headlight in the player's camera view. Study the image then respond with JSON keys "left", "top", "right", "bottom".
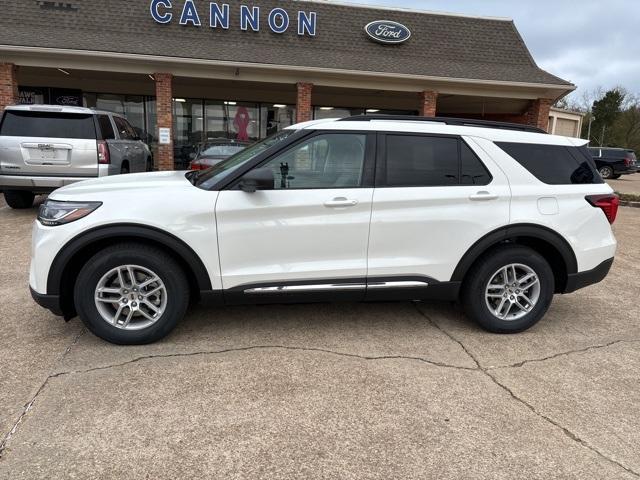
{"left": 38, "top": 200, "right": 102, "bottom": 226}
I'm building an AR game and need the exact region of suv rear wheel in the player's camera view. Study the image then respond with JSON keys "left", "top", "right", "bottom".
{"left": 4, "top": 190, "right": 35, "bottom": 209}
{"left": 599, "top": 166, "right": 614, "bottom": 179}
{"left": 74, "top": 243, "right": 189, "bottom": 344}
{"left": 461, "top": 245, "right": 554, "bottom": 333}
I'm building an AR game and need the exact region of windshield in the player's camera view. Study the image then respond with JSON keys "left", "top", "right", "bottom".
{"left": 201, "top": 144, "right": 247, "bottom": 157}
{"left": 196, "top": 130, "right": 297, "bottom": 189}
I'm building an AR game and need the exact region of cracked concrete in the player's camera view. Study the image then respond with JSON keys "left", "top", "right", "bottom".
{"left": 0, "top": 198, "right": 639, "bottom": 479}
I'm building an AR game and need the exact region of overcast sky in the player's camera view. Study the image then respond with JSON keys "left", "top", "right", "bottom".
{"left": 336, "top": 0, "right": 639, "bottom": 103}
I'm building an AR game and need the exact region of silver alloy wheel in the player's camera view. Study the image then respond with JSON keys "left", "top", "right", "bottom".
{"left": 485, "top": 263, "right": 541, "bottom": 321}
{"left": 599, "top": 166, "right": 613, "bottom": 179}
{"left": 94, "top": 264, "right": 167, "bottom": 330}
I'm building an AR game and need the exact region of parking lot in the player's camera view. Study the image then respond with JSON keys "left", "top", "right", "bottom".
{"left": 0, "top": 195, "right": 639, "bottom": 479}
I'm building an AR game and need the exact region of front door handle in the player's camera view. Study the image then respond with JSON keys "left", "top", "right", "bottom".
{"left": 324, "top": 197, "right": 358, "bottom": 208}
{"left": 469, "top": 191, "right": 499, "bottom": 201}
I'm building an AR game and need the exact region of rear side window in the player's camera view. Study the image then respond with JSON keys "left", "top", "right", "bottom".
{"left": 114, "top": 117, "right": 134, "bottom": 140}
{"left": 97, "top": 115, "right": 115, "bottom": 140}
{"left": 381, "top": 135, "right": 492, "bottom": 187}
{"left": 0, "top": 111, "right": 96, "bottom": 139}
{"left": 496, "top": 142, "right": 602, "bottom": 185}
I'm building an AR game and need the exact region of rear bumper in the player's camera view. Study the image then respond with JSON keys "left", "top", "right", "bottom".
{"left": 564, "top": 258, "right": 614, "bottom": 293}
{"left": 30, "top": 286, "right": 64, "bottom": 317}
{"left": 614, "top": 165, "right": 638, "bottom": 175}
{"left": 0, "top": 174, "right": 93, "bottom": 192}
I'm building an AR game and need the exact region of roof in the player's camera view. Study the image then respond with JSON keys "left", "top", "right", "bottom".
{"left": 290, "top": 116, "right": 588, "bottom": 145}
{"left": 6, "top": 105, "right": 119, "bottom": 116}
{"left": 0, "top": 0, "right": 572, "bottom": 87}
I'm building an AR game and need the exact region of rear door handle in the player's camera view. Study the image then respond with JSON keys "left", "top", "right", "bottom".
{"left": 324, "top": 197, "right": 358, "bottom": 208}
{"left": 469, "top": 191, "right": 499, "bottom": 201}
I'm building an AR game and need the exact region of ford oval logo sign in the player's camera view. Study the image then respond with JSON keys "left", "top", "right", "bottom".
{"left": 365, "top": 20, "right": 411, "bottom": 44}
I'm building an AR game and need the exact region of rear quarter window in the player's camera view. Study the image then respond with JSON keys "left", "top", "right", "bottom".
{"left": 0, "top": 111, "right": 97, "bottom": 139}
{"left": 496, "top": 142, "right": 603, "bottom": 185}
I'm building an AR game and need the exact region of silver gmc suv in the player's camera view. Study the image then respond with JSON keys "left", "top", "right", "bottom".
{"left": 0, "top": 105, "right": 152, "bottom": 209}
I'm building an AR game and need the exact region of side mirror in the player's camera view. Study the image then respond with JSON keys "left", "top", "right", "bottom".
{"left": 239, "top": 167, "right": 274, "bottom": 193}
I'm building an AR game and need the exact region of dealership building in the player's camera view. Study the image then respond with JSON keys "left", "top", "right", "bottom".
{"left": 0, "top": 0, "right": 575, "bottom": 170}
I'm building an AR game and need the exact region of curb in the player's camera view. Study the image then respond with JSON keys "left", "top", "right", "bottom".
{"left": 619, "top": 200, "right": 640, "bottom": 208}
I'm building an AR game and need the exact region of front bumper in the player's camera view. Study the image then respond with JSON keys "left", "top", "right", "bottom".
{"left": 564, "top": 258, "right": 614, "bottom": 293}
{"left": 30, "top": 286, "right": 65, "bottom": 317}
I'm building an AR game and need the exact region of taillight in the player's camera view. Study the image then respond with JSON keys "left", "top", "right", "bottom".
{"left": 624, "top": 156, "right": 632, "bottom": 167}
{"left": 189, "top": 161, "right": 207, "bottom": 171}
{"left": 98, "top": 140, "right": 110, "bottom": 164}
{"left": 586, "top": 194, "right": 619, "bottom": 224}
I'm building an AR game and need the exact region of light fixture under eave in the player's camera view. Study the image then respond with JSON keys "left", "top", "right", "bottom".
{"left": 148, "top": 74, "right": 155, "bottom": 81}
{"left": 224, "top": 101, "right": 237, "bottom": 105}
{"left": 273, "top": 104, "right": 287, "bottom": 108}
{"left": 174, "top": 98, "right": 186, "bottom": 103}
{"left": 319, "top": 106, "right": 334, "bottom": 111}
{"left": 57, "top": 68, "right": 70, "bottom": 75}
{"left": 366, "top": 109, "right": 380, "bottom": 113}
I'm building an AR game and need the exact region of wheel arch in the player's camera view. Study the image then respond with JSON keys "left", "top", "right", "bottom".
{"left": 48, "top": 224, "right": 213, "bottom": 318}
{"left": 451, "top": 224, "right": 578, "bottom": 294}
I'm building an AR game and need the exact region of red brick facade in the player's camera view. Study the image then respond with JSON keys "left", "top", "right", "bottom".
{"left": 419, "top": 90, "right": 438, "bottom": 117}
{"left": 296, "top": 82, "right": 313, "bottom": 123}
{"left": 0, "top": 63, "right": 18, "bottom": 112}
{"left": 154, "top": 73, "right": 174, "bottom": 171}
{"left": 524, "top": 98, "right": 553, "bottom": 131}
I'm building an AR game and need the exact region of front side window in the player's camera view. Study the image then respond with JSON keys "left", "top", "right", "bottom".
{"left": 114, "top": 117, "right": 133, "bottom": 140}
{"left": 254, "top": 133, "right": 366, "bottom": 189}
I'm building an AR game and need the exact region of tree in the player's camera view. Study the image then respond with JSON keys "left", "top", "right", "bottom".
{"left": 590, "top": 88, "right": 625, "bottom": 146}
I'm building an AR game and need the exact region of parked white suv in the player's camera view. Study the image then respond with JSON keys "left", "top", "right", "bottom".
{"left": 29, "top": 116, "right": 618, "bottom": 344}
{"left": 0, "top": 105, "right": 152, "bottom": 209}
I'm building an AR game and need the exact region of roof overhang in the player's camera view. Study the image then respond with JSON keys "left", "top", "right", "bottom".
{"left": 0, "top": 45, "right": 575, "bottom": 101}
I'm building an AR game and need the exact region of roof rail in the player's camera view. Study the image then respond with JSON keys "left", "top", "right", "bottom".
{"left": 338, "top": 114, "right": 548, "bottom": 134}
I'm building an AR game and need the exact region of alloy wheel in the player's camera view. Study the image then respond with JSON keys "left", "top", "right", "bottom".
{"left": 485, "top": 263, "right": 541, "bottom": 321}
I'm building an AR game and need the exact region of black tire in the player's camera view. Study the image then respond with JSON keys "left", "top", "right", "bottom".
{"left": 146, "top": 157, "right": 153, "bottom": 172}
{"left": 121, "top": 163, "right": 130, "bottom": 174}
{"left": 599, "top": 166, "right": 614, "bottom": 179}
{"left": 461, "top": 245, "right": 554, "bottom": 333}
{"left": 3, "top": 190, "right": 35, "bottom": 209}
{"left": 73, "top": 243, "right": 190, "bottom": 345}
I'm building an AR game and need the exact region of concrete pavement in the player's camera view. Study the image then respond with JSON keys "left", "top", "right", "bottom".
{"left": 0, "top": 197, "right": 639, "bottom": 479}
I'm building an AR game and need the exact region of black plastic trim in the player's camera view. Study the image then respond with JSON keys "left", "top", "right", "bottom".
{"left": 30, "top": 286, "right": 64, "bottom": 317}
{"left": 564, "top": 258, "right": 613, "bottom": 293}
{"left": 338, "top": 114, "right": 547, "bottom": 133}
{"left": 451, "top": 224, "right": 578, "bottom": 283}
{"left": 46, "top": 224, "right": 212, "bottom": 295}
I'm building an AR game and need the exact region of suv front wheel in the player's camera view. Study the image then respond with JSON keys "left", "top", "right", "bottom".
{"left": 74, "top": 243, "right": 189, "bottom": 344}
{"left": 462, "top": 245, "right": 554, "bottom": 333}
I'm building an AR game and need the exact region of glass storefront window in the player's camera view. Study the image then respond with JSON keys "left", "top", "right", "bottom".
{"left": 173, "top": 98, "right": 204, "bottom": 170}
{"left": 261, "top": 104, "right": 296, "bottom": 137}
{"left": 226, "top": 102, "right": 259, "bottom": 141}
{"left": 313, "top": 107, "right": 418, "bottom": 119}
{"left": 85, "top": 93, "right": 146, "bottom": 139}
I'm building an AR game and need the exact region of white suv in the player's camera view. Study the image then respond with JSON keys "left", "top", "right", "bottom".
{"left": 29, "top": 116, "right": 618, "bottom": 344}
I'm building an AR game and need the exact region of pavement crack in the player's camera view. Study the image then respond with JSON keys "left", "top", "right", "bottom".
{"left": 414, "top": 304, "right": 640, "bottom": 478}
{"left": 50, "top": 344, "right": 478, "bottom": 379}
{"left": 490, "top": 339, "right": 640, "bottom": 370}
{"left": 0, "top": 326, "right": 86, "bottom": 460}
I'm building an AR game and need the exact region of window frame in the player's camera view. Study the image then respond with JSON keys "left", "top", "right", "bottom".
{"left": 113, "top": 116, "right": 134, "bottom": 141}
{"left": 226, "top": 130, "right": 377, "bottom": 191}
{"left": 375, "top": 132, "right": 493, "bottom": 188}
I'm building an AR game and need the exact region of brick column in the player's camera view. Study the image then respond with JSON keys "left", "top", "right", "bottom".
{"left": 525, "top": 98, "right": 553, "bottom": 131}
{"left": 155, "top": 73, "right": 174, "bottom": 171}
{"left": 296, "top": 82, "right": 313, "bottom": 123}
{"left": 0, "top": 63, "right": 19, "bottom": 112}
{"left": 419, "top": 90, "right": 438, "bottom": 117}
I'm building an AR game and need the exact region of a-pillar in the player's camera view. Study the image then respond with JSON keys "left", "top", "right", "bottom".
{"left": 296, "top": 82, "right": 313, "bottom": 123}
{"left": 155, "top": 73, "right": 174, "bottom": 170}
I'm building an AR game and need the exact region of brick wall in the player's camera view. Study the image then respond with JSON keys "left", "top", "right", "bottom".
{"left": 0, "top": 63, "right": 18, "bottom": 112}
{"left": 419, "top": 90, "right": 438, "bottom": 117}
{"left": 296, "top": 82, "right": 313, "bottom": 123}
{"left": 154, "top": 73, "right": 174, "bottom": 171}
{"left": 524, "top": 98, "right": 553, "bottom": 131}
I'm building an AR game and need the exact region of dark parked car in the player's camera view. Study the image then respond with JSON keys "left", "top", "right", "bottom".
{"left": 587, "top": 147, "right": 638, "bottom": 179}
{"left": 188, "top": 139, "right": 250, "bottom": 170}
